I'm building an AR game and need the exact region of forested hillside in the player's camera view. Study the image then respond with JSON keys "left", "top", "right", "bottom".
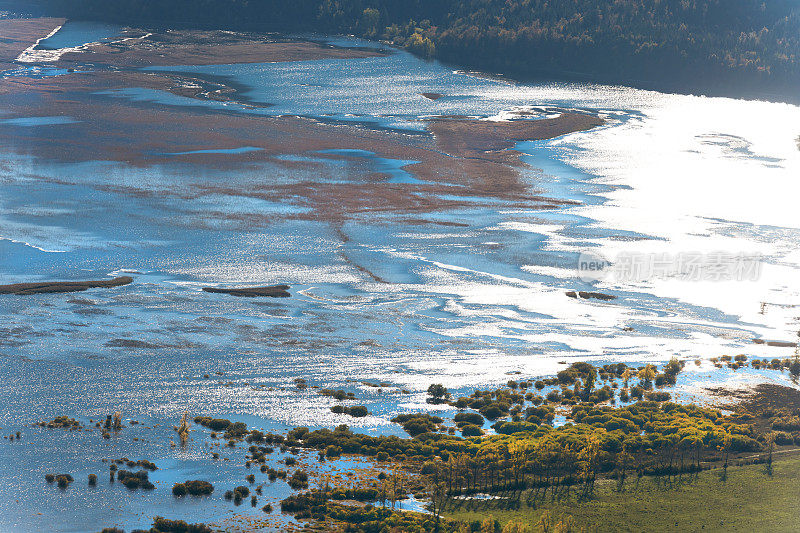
{"left": 45, "top": 0, "right": 800, "bottom": 100}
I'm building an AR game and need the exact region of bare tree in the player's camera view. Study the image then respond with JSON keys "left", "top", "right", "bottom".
{"left": 177, "top": 411, "right": 190, "bottom": 446}
{"left": 765, "top": 431, "right": 776, "bottom": 477}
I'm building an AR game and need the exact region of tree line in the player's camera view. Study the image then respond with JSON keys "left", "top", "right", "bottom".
{"left": 43, "top": 0, "right": 800, "bottom": 100}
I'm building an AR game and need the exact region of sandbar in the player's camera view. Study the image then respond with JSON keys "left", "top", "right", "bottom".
{"left": 0, "top": 276, "right": 133, "bottom": 295}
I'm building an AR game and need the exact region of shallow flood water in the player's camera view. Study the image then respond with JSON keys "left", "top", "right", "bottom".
{"left": 1, "top": 19, "right": 799, "bottom": 532}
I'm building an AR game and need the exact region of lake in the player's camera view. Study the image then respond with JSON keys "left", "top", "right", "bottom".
{"left": 0, "top": 17, "right": 799, "bottom": 532}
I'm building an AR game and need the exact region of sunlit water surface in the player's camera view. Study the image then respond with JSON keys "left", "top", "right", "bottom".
{"left": 0, "top": 23, "right": 799, "bottom": 532}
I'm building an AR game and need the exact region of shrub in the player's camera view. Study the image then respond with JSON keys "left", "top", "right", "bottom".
{"left": 40, "top": 416, "right": 83, "bottom": 430}
{"left": 347, "top": 406, "right": 369, "bottom": 417}
{"left": 224, "top": 422, "right": 248, "bottom": 439}
{"left": 193, "top": 417, "right": 232, "bottom": 431}
{"left": 452, "top": 397, "right": 470, "bottom": 409}
{"left": 326, "top": 445, "right": 342, "bottom": 458}
{"left": 288, "top": 470, "right": 309, "bottom": 490}
{"left": 645, "top": 391, "right": 671, "bottom": 402}
{"left": 117, "top": 470, "right": 154, "bottom": 490}
{"left": 664, "top": 357, "right": 684, "bottom": 375}
{"left": 151, "top": 516, "right": 211, "bottom": 533}
{"left": 493, "top": 420, "right": 540, "bottom": 434}
{"left": 287, "top": 427, "right": 309, "bottom": 440}
{"left": 143, "top": 460, "right": 158, "bottom": 471}
{"left": 526, "top": 405, "right": 555, "bottom": 424}
{"left": 390, "top": 413, "right": 442, "bottom": 436}
{"left": 557, "top": 370, "right": 577, "bottom": 384}
{"left": 333, "top": 405, "right": 370, "bottom": 417}
{"left": 426, "top": 384, "right": 450, "bottom": 404}
{"left": 247, "top": 430, "right": 265, "bottom": 443}
{"left": 172, "top": 483, "right": 187, "bottom": 496}
{"left": 479, "top": 403, "right": 509, "bottom": 420}
{"left": 454, "top": 412, "right": 484, "bottom": 427}
{"left": 773, "top": 417, "right": 800, "bottom": 432}
{"left": 184, "top": 480, "right": 214, "bottom": 496}
{"left": 280, "top": 491, "right": 327, "bottom": 514}
{"left": 729, "top": 434, "right": 760, "bottom": 452}
{"left": 774, "top": 431, "right": 794, "bottom": 445}
{"left": 55, "top": 474, "right": 74, "bottom": 488}
{"left": 321, "top": 389, "right": 351, "bottom": 401}
{"left": 461, "top": 424, "right": 482, "bottom": 437}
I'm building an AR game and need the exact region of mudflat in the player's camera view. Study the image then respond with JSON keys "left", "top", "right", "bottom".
{"left": 428, "top": 112, "right": 605, "bottom": 153}
{"left": 59, "top": 28, "right": 385, "bottom": 67}
{"left": 0, "top": 73, "right": 597, "bottom": 221}
{"left": 0, "top": 20, "right": 604, "bottom": 225}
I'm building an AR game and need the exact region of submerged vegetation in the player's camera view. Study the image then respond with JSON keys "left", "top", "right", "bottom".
{"left": 268, "top": 358, "right": 800, "bottom": 531}
{"left": 105, "top": 517, "right": 212, "bottom": 533}
{"left": 116, "top": 469, "right": 155, "bottom": 490}
{"left": 45, "top": 473, "right": 74, "bottom": 489}
{"left": 32, "top": 357, "right": 800, "bottom": 531}
{"left": 175, "top": 480, "right": 214, "bottom": 496}
{"left": 281, "top": 490, "right": 462, "bottom": 532}
{"left": 320, "top": 389, "right": 358, "bottom": 401}
{"left": 37, "top": 416, "right": 83, "bottom": 430}
{"left": 331, "top": 405, "right": 370, "bottom": 418}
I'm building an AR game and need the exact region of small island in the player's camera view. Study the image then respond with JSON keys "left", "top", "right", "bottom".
{"left": 0, "top": 276, "right": 133, "bottom": 295}
{"left": 202, "top": 284, "right": 291, "bottom": 298}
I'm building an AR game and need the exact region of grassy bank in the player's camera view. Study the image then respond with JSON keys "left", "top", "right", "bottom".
{"left": 444, "top": 451, "right": 800, "bottom": 532}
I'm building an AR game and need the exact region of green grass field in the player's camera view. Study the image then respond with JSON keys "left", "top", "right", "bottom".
{"left": 443, "top": 453, "right": 800, "bottom": 532}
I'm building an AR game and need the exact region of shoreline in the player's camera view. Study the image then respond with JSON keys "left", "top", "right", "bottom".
{"left": 58, "top": 26, "right": 387, "bottom": 67}
{"left": 0, "top": 16, "right": 65, "bottom": 68}
{"left": 16, "top": 8, "right": 800, "bottom": 105}
{"left": 11, "top": 357, "right": 800, "bottom": 532}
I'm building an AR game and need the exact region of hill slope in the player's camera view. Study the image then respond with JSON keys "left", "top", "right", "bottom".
{"left": 45, "top": 0, "right": 800, "bottom": 100}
